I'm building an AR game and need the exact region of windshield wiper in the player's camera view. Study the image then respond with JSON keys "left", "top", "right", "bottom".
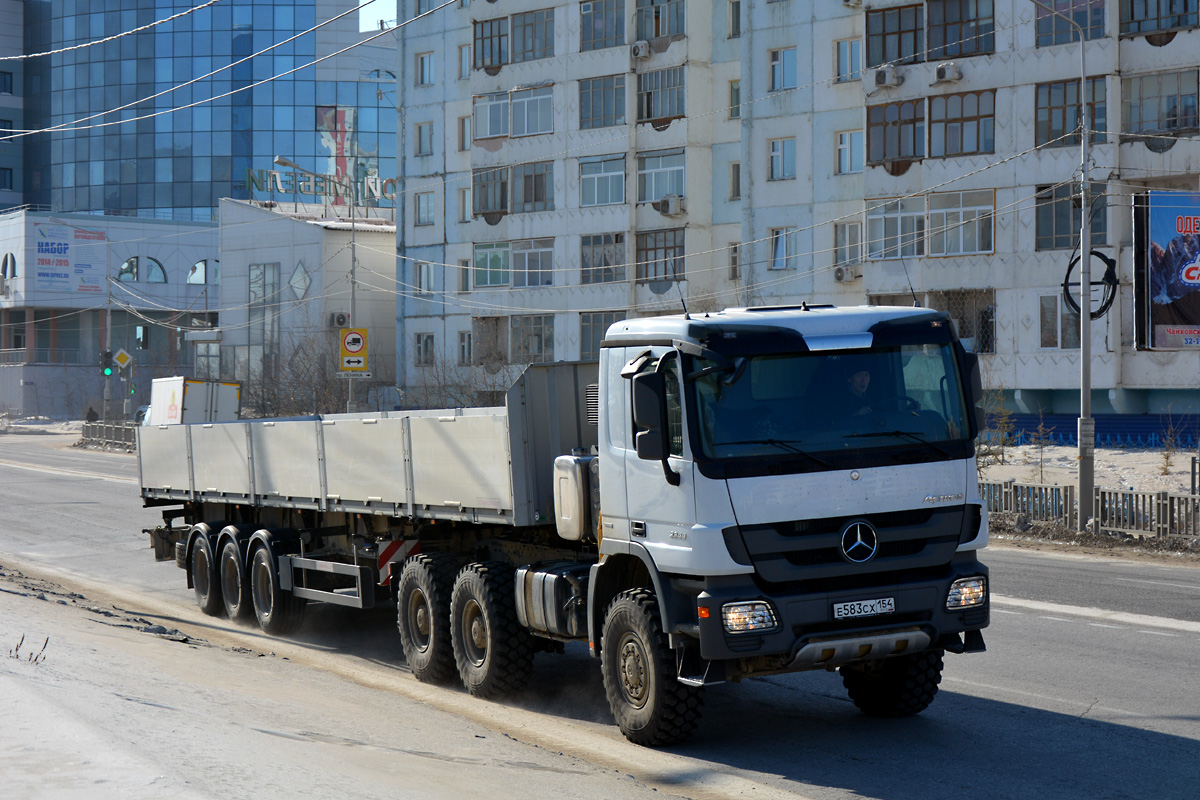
{"left": 715, "top": 439, "right": 833, "bottom": 467}
{"left": 844, "top": 430, "right": 952, "bottom": 457}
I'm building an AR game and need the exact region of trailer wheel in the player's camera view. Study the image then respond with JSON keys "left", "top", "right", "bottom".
{"left": 219, "top": 540, "right": 253, "bottom": 621}
{"left": 601, "top": 589, "right": 704, "bottom": 746}
{"left": 249, "top": 545, "right": 306, "bottom": 636}
{"left": 190, "top": 534, "right": 223, "bottom": 617}
{"left": 396, "top": 554, "right": 456, "bottom": 684}
{"left": 450, "top": 562, "right": 533, "bottom": 698}
{"left": 840, "top": 649, "right": 944, "bottom": 717}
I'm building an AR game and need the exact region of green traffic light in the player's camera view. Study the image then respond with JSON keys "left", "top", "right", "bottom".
{"left": 103, "top": 367, "right": 113, "bottom": 376}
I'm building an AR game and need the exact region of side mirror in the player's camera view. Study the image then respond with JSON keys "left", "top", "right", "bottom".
{"left": 957, "top": 345, "right": 984, "bottom": 437}
{"left": 632, "top": 371, "right": 664, "bottom": 432}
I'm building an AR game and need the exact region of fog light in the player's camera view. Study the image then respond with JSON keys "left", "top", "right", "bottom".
{"left": 722, "top": 601, "right": 778, "bottom": 633}
{"left": 947, "top": 576, "right": 987, "bottom": 610}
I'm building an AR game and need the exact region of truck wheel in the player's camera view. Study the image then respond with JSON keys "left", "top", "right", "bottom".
{"left": 190, "top": 534, "right": 223, "bottom": 617}
{"left": 601, "top": 589, "right": 704, "bottom": 746}
{"left": 449, "top": 562, "right": 533, "bottom": 698}
{"left": 840, "top": 649, "right": 945, "bottom": 717}
{"left": 219, "top": 540, "right": 253, "bottom": 621}
{"left": 249, "top": 545, "right": 306, "bottom": 635}
{"left": 396, "top": 554, "right": 456, "bottom": 684}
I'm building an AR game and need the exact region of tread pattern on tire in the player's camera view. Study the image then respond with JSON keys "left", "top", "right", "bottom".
{"left": 396, "top": 553, "right": 457, "bottom": 684}
{"left": 840, "top": 649, "right": 944, "bottom": 718}
{"left": 601, "top": 588, "right": 704, "bottom": 747}
{"left": 219, "top": 539, "right": 253, "bottom": 621}
{"left": 450, "top": 561, "right": 534, "bottom": 698}
{"left": 250, "top": 545, "right": 306, "bottom": 636}
{"left": 191, "top": 532, "right": 224, "bottom": 617}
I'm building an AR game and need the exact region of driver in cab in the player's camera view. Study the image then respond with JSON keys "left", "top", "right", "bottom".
{"left": 845, "top": 368, "right": 876, "bottom": 416}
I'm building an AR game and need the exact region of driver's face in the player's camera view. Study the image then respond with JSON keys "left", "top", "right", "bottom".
{"left": 849, "top": 370, "right": 871, "bottom": 395}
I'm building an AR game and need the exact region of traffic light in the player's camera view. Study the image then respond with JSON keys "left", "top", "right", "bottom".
{"left": 101, "top": 350, "right": 113, "bottom": 376}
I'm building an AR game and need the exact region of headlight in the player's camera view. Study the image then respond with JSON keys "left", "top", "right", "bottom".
{"left": 947, "top": 576, "right": 987, "bottom": 610}
{"left": 722, "top": 601, "right": 778, "bottom": 633}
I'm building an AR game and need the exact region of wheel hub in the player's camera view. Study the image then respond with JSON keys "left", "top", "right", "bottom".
{"left": 619, "top": 639, "right": 648, "bottom": 707}
{"left": 415, "top": 603, "right": 430, "bottom": 637}
{"left": 470, "top": 615, "right": 487, "bottom": 650}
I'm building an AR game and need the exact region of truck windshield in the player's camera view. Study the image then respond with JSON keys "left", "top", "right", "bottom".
{"left": 692, "top": 343, "right": 970, "bottom": 462}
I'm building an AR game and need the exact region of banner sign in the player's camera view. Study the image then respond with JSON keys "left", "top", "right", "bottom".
{"left": 1148, "top": 191, "right": 1200, "bottom": 348}
{"left": 32, "top": 223, "right": 107, "bottom": 293}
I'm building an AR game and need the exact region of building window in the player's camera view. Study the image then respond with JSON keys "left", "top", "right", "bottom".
{"left": 730, "top": 162, "right": 741, "bottom": 200}
{"left": 636, "top": 228, "right": 684, "bottom": 282}
{"left": 867, "top": 197, "right": 926, "bottom": 259}
{"left": 458, "top": 259, "right": 472, "bottom": 292}
{"left": 580, "top": 154, "right": 625, "bottom": 207}
{"left": 836, "top": 38, "right": 862, "bottom": 82}
{"left": 512, "top": 238, "right": 554, "bottom": 288}
{"left": 415, "top": 192, "right": 435, "bottom": 226}
{"left": 928, "top": 0, "right": 994, "bottom": 59}
{"left": 118, "top": 257, "right": 138, "bottom": 282}
{"left": 580, "top": 75, "right": 626, "bottom": 129}
{"left": 458, "top": 188, "right": 472, "bottom": 222}
{"left": 145, "top": 257, "right": 166, "bottom": 284}
{"left": 458, "top": 331, "right": 473, "bottom": 365}
{"left": 511, "top": 314, "right": 555, "bottom": 363}
{"left": 928, "top": 289, "right": 996, "bottom": 353}
{"left": 1040, "top": 295, "right": 1080, "bottom": 349}
{"left": 187, "top": 260, "right": 207, "bottom": 285}
{"left": 416, "top": 52, "right": 434, "bottom": 86}
{"left": 458, "top": 116, "right": 472, "bottom": 151}
{"left": 1037, "top": 77, "right": 1108, "bottom": 146}
{"left": 135, "top": 325, "right": 150, "bottom": 350}
{"left": 867, "top": 99, "right": 926, "bottom": 163}
{"left": 728, "top": 243, "right": 741, "bottom": 279}
{"left": 512, "top": 86, "right": 554, "bottom": 136}
{"left": 636, "top": 0, "right": 685, "bottom": 40}
{"left": 474, "top": 242, "right": 510, "bottom": 287}
{"left": 637, "top": 149, "right": 685, "bottom": 202}
{"left": 929, "top": 89, "right": 995, "bottom": 157}
{"left": 0, "top": 72, "right": 11, "bottom": 95}
{"left": 473, "top": 167, "right": 508, "bottom": 215}
{"left": 0, "top": 168, "right": 12, "bottom": 191}
{"left": 512, "top": 161, "right": 554, "bottom": 212}
{"left": 769, "top": 228, "right": 796, "bottom": 270}
{"left": 582, "top": 0, "right": 625, "bottom": 51}
{"left": 928, "top": 190, "right": 994, "bottom": 256}
{"left": 729, "top": 80, "right": 741, "bottom": 119}
{"left": 417, "top": 0, "right": 432, "bottom": 13}
{"left": 836, "top": 222, "right": 863, "bottom": 266}
{"left": 1038, "top": 0, "right": 1104, "bottom": 45}
{"left": 1035, "top": 182, "right": 1107, "bottom": 250}
{"left": 867, "top": 4, "right": 924, "bottom": 67}
{"left": 1123, "top": 70, "right": 1198, "bottom": 135}
{"left": 837, "top": 131, "right": 864, "bottom": 174}
{"left": 196, "top": 342, "right": 219, "bottom": 379}
{"left": 415, "top": 333, "right": 436, "bottom": 366}
{"left": 474, "top": 18, "right": 509, "bottom": 69}
{"left": 512, "top": 9, "right": 555, "bottom": 63}
{"left": 414, "top": 261, "right": 434, "bottom": 294}
{"left": 581, "top": 232, "right": 627, "bottom": 284}
{"left": 637, "top": 67, "right": 685, "bottom": 124}
{"left": 768, "top": 138, "right": 796, "bottom": 180}
{"left": 770, "top": 48, "right": 797, "bottom": 91}
{"left": 474, "top": 93, "right": 509, "bottom": 139}
{"left": 581, "top": 311, "right": 624, "bottom": 360}
{"left": 415, "top": 121, "right": 434, "bottom": 156}
{"left": 459, "top": 44, "right": 472, "bottom": 79}
{"left": 1121, "top": 0, "right": 1197, "bottom": 35}
{"left": 730, "top": 1, "right": 741, "bottom": 38}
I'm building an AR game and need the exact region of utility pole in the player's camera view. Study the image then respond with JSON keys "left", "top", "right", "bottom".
{"left": 1030, "top": 0, "right": 1094, "bottom": 530}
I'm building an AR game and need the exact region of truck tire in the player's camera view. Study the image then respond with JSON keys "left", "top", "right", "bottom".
{"left": 249, "top": 545, "right": 306, "bottom": 636}
{"left": 396, "top": 553, "right": 456, "bottom": 684}
{"left": 840, "top": 649, "right": 945, "bottom": 717}
{"left": 601, "top": 589, "right": 704, "bottom": 746}
{"left": 190, "top": 534, "right": 223, "bottom": 617}
{"left": 449, "top": 562, "right": 533, "bottom": 698}
{"left": 219, "top": 540, "right": 253, "bottom": 621}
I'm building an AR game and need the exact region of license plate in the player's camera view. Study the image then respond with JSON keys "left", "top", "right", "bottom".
{"left": 833, "top": 597, "right": 896, "bottom": 620}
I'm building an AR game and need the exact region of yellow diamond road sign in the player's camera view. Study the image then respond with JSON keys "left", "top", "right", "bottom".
{"left": 340, "top": 328, "right": 368, "bottom": 371}
{"left": 113, "top": 349, "right": 133, "bottom": 370}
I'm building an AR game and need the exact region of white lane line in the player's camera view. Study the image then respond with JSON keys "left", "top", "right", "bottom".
{"left": 992, "top": 594, "right": 1200, "bottom": 635}
{"left": 1139, "top": 630, "right": 1177, "bottom": 637}
{"left": 1039, "top": 616, "right": 1073, "bottom": 622}
{"left": 0, "top": 459, "right": 134, "bottom": 484}
{"left": 1088, "top": 623, "right": 1122, "bottom": 629}
{"left": 1115, "top": 577, "right": 1200, "bottom": 591}
{"left": 992, "top": 608, "right": 1022, "bottom": 615}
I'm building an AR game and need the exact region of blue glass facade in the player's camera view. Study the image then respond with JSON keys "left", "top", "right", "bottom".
{"left": 24, "top": 0, "right": 396, "bottom": 221}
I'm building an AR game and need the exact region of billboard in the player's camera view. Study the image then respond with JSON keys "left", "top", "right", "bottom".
{"left": 32, "top": 223, "right": 107, "bottom": 294}
{"left": 1147, "top": 191, "right": 1200, "bottom": 349}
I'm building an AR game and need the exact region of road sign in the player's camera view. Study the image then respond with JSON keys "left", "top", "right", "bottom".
{"left": 340, "top": 328, "right": 368, "bottom": 371}
{"left": 113, "top": 349, "right": 132, "bottom": 370}
{"left": 337, "top": 371, "right": 371, "bottom": 379}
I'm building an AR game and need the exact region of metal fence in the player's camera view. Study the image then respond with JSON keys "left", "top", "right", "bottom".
{"left": 80, "top": 421, "right": 138, "bottom": 451}
{"left": 981, "top": 479, "right": 1200, "bottom": 542}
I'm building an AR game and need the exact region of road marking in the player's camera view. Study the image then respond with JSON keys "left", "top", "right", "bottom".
{"left": 1138, "top": 630, "right": 1177, "bottom": 637}
{"left": 1039, "top": 616, "right": 1073, "bottom": 623}
{"left": 0, "top": 459, "right": 134, "bottom": 484}
{"left": 1115, "top": 577, "right": 1200, "bottom": 591}
{"left": 1088, "top": 623, "right": 1122, "bottom": 629}
{"left": 992, "top": 594, "right": 1200, "bottom": 634}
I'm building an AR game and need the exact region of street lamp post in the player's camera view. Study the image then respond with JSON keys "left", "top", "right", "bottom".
{"left": 274, "top": 155, "right": 360, "bottom": 413}
{"left": 1029, "top": 0, "right": 1094, "bottom": 530}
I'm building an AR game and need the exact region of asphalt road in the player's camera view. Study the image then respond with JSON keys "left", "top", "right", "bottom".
{"left": 1, "top": 432, "right": 1198, "bottom": 799}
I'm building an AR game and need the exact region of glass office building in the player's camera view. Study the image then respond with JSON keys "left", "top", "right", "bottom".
{"left": 23, "top": 0, "right": 397, "bottom": 221}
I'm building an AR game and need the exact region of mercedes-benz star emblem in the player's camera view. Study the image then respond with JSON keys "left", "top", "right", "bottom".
{"left": 839, "top": 521, "right": 879, "bottom": 564}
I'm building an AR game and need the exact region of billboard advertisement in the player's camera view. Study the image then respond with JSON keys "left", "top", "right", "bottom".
{"left": 1147, "top": 191, "right": 1200, "bottom": 348}
{"left": 32, "top": 223, "right": 107, "bottom": 294}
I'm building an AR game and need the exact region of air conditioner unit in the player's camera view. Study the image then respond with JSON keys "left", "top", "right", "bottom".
{"left": 872, "top": 65, "right": 903, "bottom": 89}
{"left": 842, "top": 0, "right": 862, "bottom": 6}
{"left": 934, "top": 62, "right": 962, "bottom": 83}
{"left": 631, "top": 40, "right": 651, "bottom": 60}
{"left": 330, "top": 311, "right": 350, "bottom": 328}
{"left": 834, "top": 264, "right": 860, "bottom": 283}
{"left": 660, "top": 194, "right": 684, "bottom": 216}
